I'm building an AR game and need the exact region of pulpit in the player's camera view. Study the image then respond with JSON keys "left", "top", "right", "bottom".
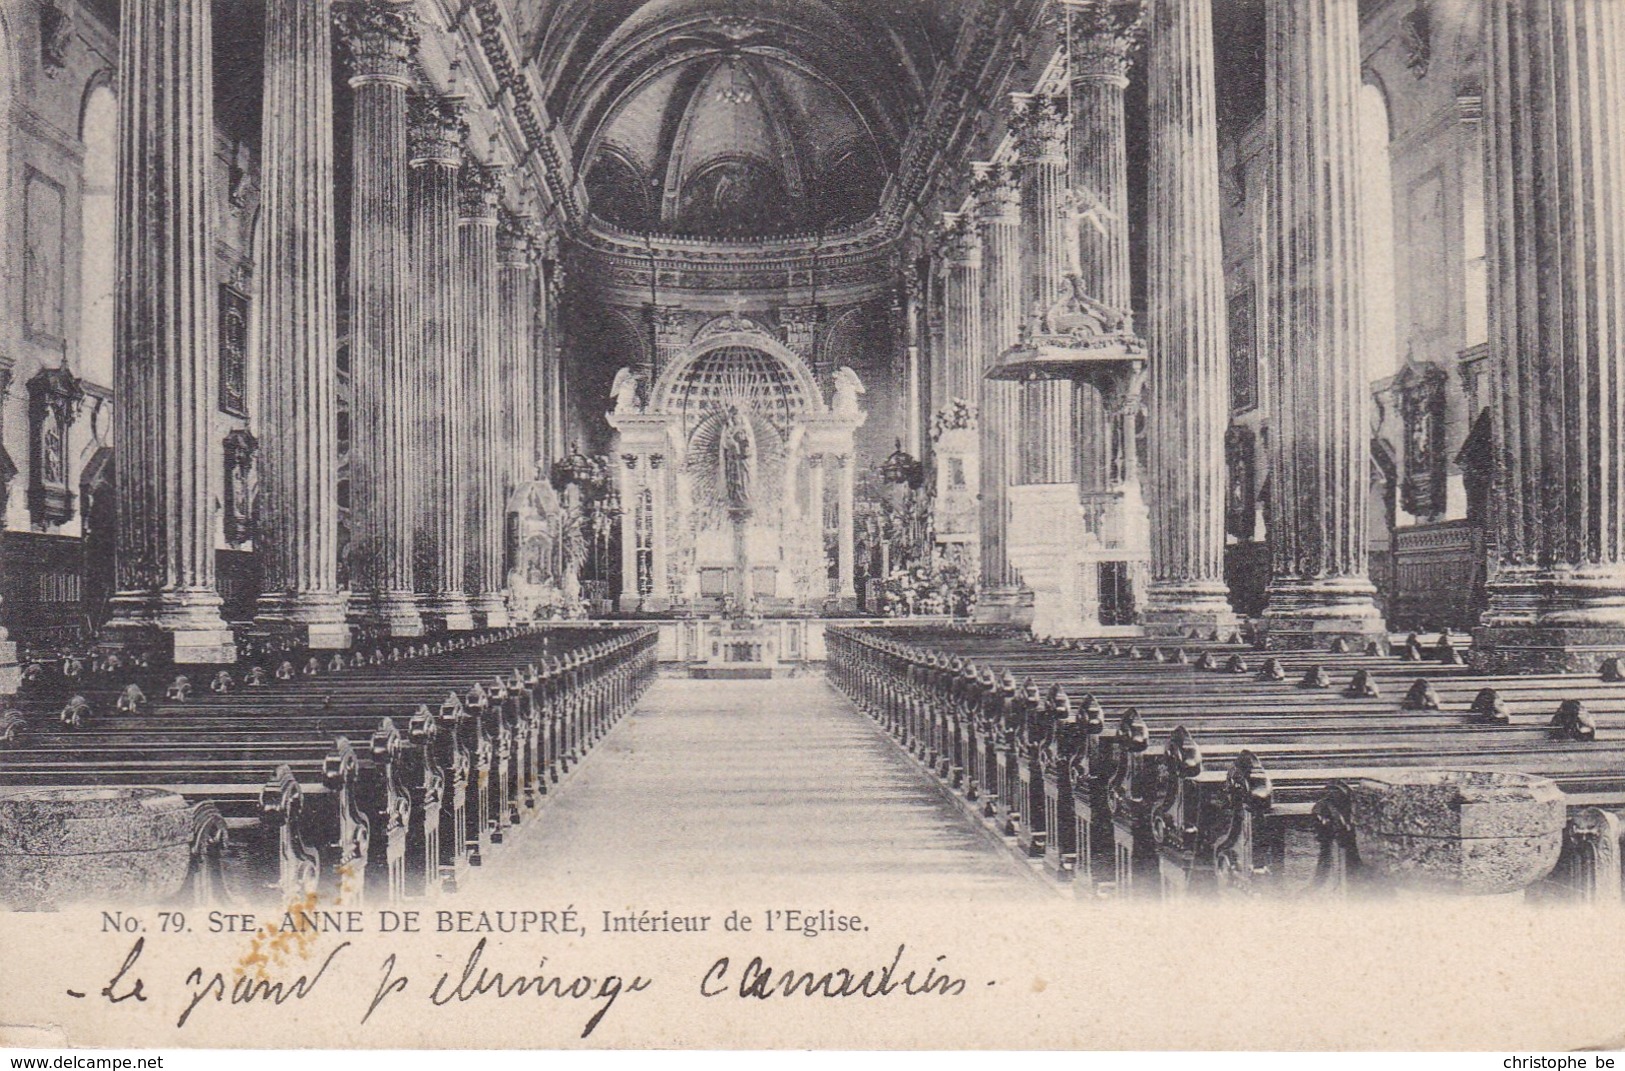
{"left": 991, "top": 277, "right": 1150, "bottom": 638}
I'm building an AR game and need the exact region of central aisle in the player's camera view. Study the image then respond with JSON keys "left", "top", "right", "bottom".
{"left": 486, "top": 675, "right": 1053, "bottom": 901}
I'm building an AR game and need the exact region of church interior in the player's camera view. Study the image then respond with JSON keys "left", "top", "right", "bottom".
{"left": 3, "top": 0, "right": 1625, "bottom": 908}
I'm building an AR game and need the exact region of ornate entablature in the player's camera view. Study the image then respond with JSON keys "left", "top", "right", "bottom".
{"left": 568, "top": 231, "right": 899, "bottom": 306}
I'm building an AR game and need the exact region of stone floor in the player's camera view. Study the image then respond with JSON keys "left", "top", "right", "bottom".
{"left": 484, "top": 674, "right": 1053, "bottom": 902}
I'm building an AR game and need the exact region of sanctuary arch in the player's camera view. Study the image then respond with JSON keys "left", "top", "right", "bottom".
{"left": 607, "top": 315, "right": 865, "bottom": 613}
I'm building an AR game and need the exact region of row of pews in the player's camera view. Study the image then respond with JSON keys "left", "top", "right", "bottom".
{"left": 828, "top": 624, "right": 1625, "bottom": 901}
{"left": 0, "top": 624, "right": 658, "bottom": 906}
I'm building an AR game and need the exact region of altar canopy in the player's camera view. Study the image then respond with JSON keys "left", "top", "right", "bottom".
{"left": 608, "top": 315, "right": 866, "bottom": 612}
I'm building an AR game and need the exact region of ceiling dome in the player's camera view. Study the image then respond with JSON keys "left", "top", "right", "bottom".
{"left": 584, "top": 54, "right": 885, "bottom": 236}
{"left": 513, "top": 0, "right": 962, "bottom": 240}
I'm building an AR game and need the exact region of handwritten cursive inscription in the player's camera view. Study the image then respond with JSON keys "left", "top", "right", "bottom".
{"left": 700, "top": 945, "right": 969, "bottom": 999}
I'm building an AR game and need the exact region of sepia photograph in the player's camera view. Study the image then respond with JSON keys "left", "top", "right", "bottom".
{"left": 2, "top": 0, "right": 1625, "bottom": 1054}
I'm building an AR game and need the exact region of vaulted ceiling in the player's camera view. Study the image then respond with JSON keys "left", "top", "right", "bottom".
{"left": 513, "top": 0, "right": 965, "bottom": 239}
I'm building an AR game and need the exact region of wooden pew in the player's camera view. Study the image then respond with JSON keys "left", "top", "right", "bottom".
{"left": 0, "top": 626, "right": 659, "bottom": 904}
{"left": 826, "top": 626, "right": 1625, "bottom": 902}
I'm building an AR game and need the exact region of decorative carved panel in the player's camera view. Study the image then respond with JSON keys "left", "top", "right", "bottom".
{"left": 1227, "top": 287, "right": 1257, "bottom": 412}
{"left": 219, "top": 284, "right": 249, "bottom": 416}
{"left": 26, "top": 367, "right": 84, "bottom": 526}
{"left": 23, "top": 170, "right": 66, "bottom": 344}
{"left": 1397, "top": 362, "right": 1448, "bottom": 518}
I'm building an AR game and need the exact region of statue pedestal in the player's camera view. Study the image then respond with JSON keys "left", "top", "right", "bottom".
{"left": 1007, "top": 483, "right": 1093, "bottom": 639}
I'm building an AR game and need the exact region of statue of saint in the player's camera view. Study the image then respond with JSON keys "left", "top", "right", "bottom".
{"left": 721, "top": 405, "right": 755, "bottom": 514}
{"left": 832, "top": 366, "right": 866, "bottom": 416}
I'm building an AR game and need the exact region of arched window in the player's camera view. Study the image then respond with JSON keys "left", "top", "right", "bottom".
{"left": 78, "top": 81, "right": 117, "bottom": 390}
{"left": 1358, "top": 80, "right": 1399, "bottom": 385}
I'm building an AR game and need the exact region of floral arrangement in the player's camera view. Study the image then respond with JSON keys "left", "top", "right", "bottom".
{"left": 880, "top": 557, "right": 979, "bottom": 618}
{"left": 931, "top": 398, "right": 979, "bottom": 440}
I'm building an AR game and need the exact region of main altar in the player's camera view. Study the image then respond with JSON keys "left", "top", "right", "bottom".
{"left": 606, "top": 313, "right": 867, "bottom": 614}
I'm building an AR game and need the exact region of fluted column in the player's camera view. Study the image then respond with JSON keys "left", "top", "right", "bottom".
{"left": 1011, "top": 93, "right": 1074, "bottom": 486}
{"left": 1142, "top": 0, "right": 1237, "bottom": 631}
{"left": 1066, "top": 0, "right": 1144, "bottom": 495}
{"left": 460, "top": 161, "right": 510, "bottom": 627}
{"left": 254, "top": 0, "right": 349, "bottom": 648}
{"left": 807, "top": 454, "right": 828, "bottom": 597}
{"left": 409, "top": 93, "right": 474, "bottom": 631}
{"left": 1066, "top": 0, "right": 1140, "bottom": 308}
{"left": 1260, "top": 0, "right": 1385, "bottom": 646}
{"left": 939, "top": 214, "right": 982, "bottom": 409}
{"left": 339, "top": 0, "right": 422, "bottom": 636}
{"left": 836, "top": 454, "right": 856, "bottom": 606}
{"left": 103, "top": 0, "right": 235, "bottom": 663}
{"left": 903, "top": 274, "right": 923, "bottom": 456}
{"left": 1475, "top": 0, "right": 1625, "bottom": 671}
{"left": 973, "top": 161, "right": 1026, "bottom": 607}
{"left": 498, "top": 215, "right": 539, "bottom": 496}
{"left": 542, "top": 252, "right": 567, "bottom": 467}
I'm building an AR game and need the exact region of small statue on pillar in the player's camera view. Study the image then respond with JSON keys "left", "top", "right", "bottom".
{"left": 610, "top": 367, "right": 644, "bottom": 414}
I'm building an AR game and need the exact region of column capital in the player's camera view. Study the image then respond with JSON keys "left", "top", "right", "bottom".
{"left": 498, "top": 212, "right": 540, "bottom": 268}
{"left": 937, "top": 212, "right": 982, "bottom": 266}
{"left": 1010, "top": 93, "right": 1069, "bottom": 164}
{"left": 645, "top": 303, "right": 688, "bottom": 340}
{"left": 408, "top": 93, "right": 466, "bottom": 168}
{"left": 1062, "top": 0, "right": 1146, "bottom": 87}
{"left": 779, "top": 303, "right": 825, "bottom": 328}
{"left": 970, "top": 160, "right": 1021, "bottom": 225}
{"left": 335, "top": 0, "right": 419, "bottom": 89}
{"left": 458, "top": 161, "right": 504, "bottom": 223}
{"left": 904, "top": 270, "right": 925, "bottom": 310}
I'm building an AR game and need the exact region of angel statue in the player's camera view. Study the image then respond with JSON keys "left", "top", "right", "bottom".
{"left": 832, "top": 366, "right": 866, "bottom": 416}
{"left": 610, "top": 367, "right": 643, "bottom": 414}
